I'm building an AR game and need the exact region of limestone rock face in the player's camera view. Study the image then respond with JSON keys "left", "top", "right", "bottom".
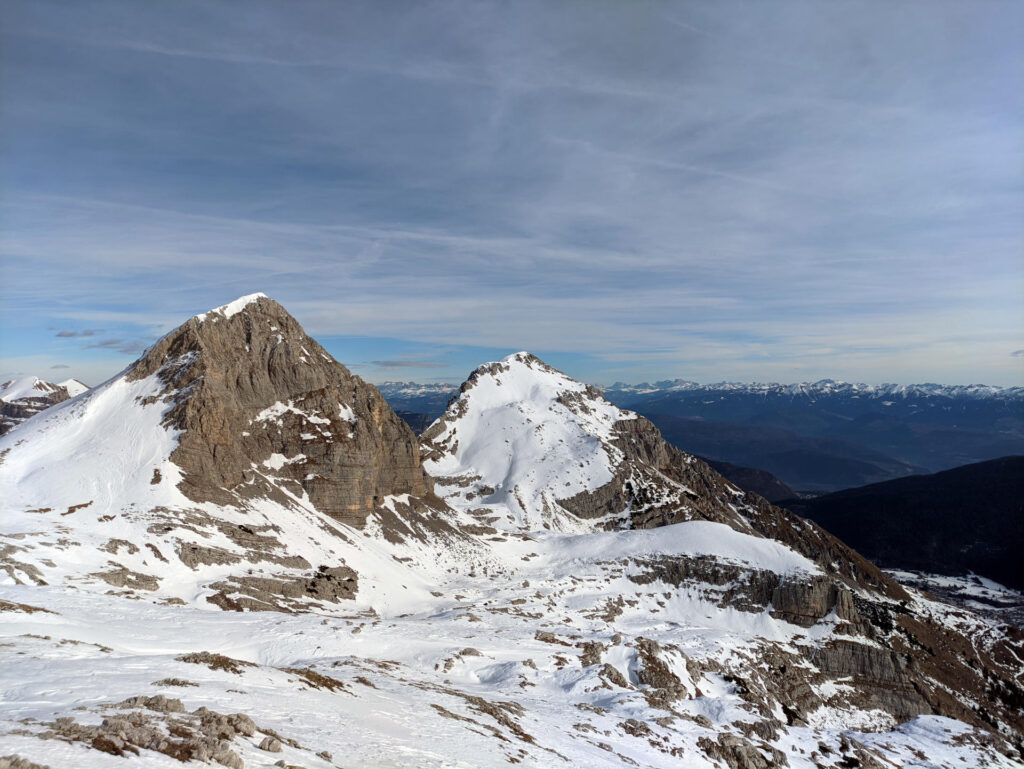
{"left": 126, "top": 294, "right": 434, "bottom": 527}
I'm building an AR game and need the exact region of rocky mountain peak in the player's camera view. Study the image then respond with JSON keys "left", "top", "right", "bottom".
{"left": 126, "top": 293, "right": 435, "bottom": 526}
{"left": 424, "top": 353, "right": 753, "bottom": 527}
{"left": 0, "top": 294, "right": 459, "bottom": 613}
{"left": 421, "top": 352, "right": 627, "bottom": 530}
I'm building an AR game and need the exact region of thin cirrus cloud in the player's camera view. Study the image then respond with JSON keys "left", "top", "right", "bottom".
{"left": 55, "top": 329, "right": 104, "bottom": 338}
{"left": 85, "top": 339, "right": 148, "bottom": 355}
{"left": 0, "top": 0, "right": 1021, "bottom": 386}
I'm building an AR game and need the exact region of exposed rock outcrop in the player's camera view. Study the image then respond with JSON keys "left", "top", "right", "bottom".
{"left": 20, "top": 695, "right": 322, "bottom": 768}
{"left": 127, "top": 294, "right": 438, "bottom": 528}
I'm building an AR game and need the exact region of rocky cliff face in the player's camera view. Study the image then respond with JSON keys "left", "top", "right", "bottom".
{"left": 126, "top": 293, "right": 437, "bottom": 529}
{"left": 0, "top": 377, "right": 71, "bottom": 435}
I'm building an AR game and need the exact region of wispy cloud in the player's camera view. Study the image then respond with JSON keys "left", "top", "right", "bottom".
{"left": 86, "top": 338, "right": 148, "bottom": 355}
{"left": 1, "top": 0, "right": 1021, "bottom": 386}
{"left": 55, "top": 329, "right": 104, "bottom": 338}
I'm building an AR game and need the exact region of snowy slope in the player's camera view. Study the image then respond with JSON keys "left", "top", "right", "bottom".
{"left": 57, "top": 377, "right": 90, "bottom": 396}
{"left": 0, "top": 376, "right": 65, "bottom": 402}
{"left": 1, "top": 529, "right": 1019, "bottom": 769}
{"left": 422, "top": 352, "right": 635, "bottom": 530}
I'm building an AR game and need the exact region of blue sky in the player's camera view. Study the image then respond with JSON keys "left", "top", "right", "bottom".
{"left": 1, "top": 0, "right": 1022, "bottom": 388}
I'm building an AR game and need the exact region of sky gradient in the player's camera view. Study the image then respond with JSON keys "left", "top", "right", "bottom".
{"left": 2, "top": 0, "right": 1022, "bottom": 388}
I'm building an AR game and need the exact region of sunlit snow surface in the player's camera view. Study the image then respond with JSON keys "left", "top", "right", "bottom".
{"left": 193, "top": 292, "right": 268, "bottom": 323}
{"left": 57, "top": 378, "right": 90, "bottom": 397}
{"left": 0, "top": 376, "right": 62, "bottom": 402}
{"left": 0, "top": 356, "right": 1018, "bottom": 768}
{"left": 424, "top": 352, "right": 636, "bottom": 531}
{"left": 1, "top": 565, "right": 1014, "bottom": 768}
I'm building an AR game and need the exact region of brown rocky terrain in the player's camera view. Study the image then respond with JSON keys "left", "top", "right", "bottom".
{"left": 127, "top": 294, "right": 442, "bottom": 531}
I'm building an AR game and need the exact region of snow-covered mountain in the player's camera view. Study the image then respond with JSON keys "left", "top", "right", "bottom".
{"left": 421, "top": 353, "right": 835, "bottom": 543}
{"left": 0, "top": 377, "right": 91, "bottom": 436}
{"left": 0, "top": 293, "right": 465, "bottom": 613}
{"left": 0, "top": 376, "right": 66, "bottom": 402}
{"left": 1, "top": 299, "right": 1023, "bottom": 768}
{"left": 57, "top": 377, "right": 90, "bottom": 396}
{"left": 0, "top": 376, "right": 74, "bottom": 436}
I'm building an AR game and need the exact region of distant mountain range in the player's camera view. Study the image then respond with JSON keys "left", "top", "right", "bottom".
{"left": 381, "top": 378, "right": 1024, "bottom": 492}
{"left": 377, "top": 380, "right": 458, "bottom": 415}
{"left": 603, "top": 379, "right": 1023, "bottom": 489}
{"left": 605, "top": 378, "right": 1022, "bottom": 400}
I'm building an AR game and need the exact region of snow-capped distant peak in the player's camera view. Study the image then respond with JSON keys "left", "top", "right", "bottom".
{"left": 603, "top": 378, "right": 1021, "bottom": 400}
{"left": 58, "top": 378, "right": 90, "bottom": 397}
{"left": 422, "top": 352, "right": 634, "bottom": 530}
{"left": 0, "top": 376, "right": 63, "bottom": 402}
{"left": 0, "top": 377, "right": 76, "bottom": 436}
{"left": 193, "top": 292, "right": 269, "bottom": 322}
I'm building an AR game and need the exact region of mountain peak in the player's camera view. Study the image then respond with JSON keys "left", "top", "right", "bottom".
{"left": 0, "top": 375, "right": 64, "bottom": 402}
{"left": 461, "top": 351, "right": 596, "bottom": 401}
{"left": 500, "top": 350, "right": 542, "bottom": 365}
{"left": 422, "top": 352, "right": 625, "bottom": 530}
{"left": 193, "top": 292, "right": 271, "bottom": 323}
{"left": 0, "top": 376, "right": 72, "bottom": 436}
{"left": 124, "top": 293, "right": 435, "bottom": 525}
{"left": 0, "top": 295, "right": 453, "bottom": 610}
